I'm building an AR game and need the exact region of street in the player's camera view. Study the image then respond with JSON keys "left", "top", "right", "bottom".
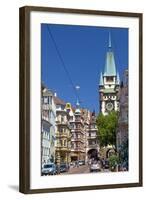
{"left": 60, "top": 164, "right": 110, "bottom": 175}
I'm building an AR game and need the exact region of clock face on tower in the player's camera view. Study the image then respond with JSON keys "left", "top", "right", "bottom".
{"left": 106, "top": 102, "right": 114, "bottom": 111}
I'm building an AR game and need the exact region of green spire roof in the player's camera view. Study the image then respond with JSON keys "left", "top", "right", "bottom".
{"left": 104, "top": 32, "right": 116, "bottom": 77}
{"left": 99, "top": 72, "right": 103, "bottom": 85}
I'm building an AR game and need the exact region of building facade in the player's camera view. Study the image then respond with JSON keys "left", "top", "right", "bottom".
{"left": 54, "top": 96, "right": 71, "bottom": 166}
{"left": 70, "top": 101, "right": 86, "bottom": 162}
{"left": 41, "top": 86, "right": 56, "bottom": 165}
{"left": 86, "top": 111, "right": 99, "bottom": 161}
{"left": 116, "top": 69, "right": 128, "bottom": 151}
{"left": 99, "top": 33, "right": 120, "bottom": 115}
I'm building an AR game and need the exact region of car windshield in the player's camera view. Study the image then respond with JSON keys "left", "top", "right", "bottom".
{"left": 44, "top": 164, "right": 53, "bottom": 168}
{"left": 60, "top": 164, "right": 66, "bottom": 167}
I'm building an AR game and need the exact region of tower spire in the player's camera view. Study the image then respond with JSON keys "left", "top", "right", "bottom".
{"left": 75, "top": 86, "right": 81, "bottom": 114}
{"left": 75, "top": 98, "right": 81, "bottom": 114}
{"left": 104, "top": 31, "right": 116, "bottom": 76}
{"left": 108, "top": 31, "right": 111, "bottom": 49}
{"left": 76, "top": 98, "right": 80, "bottom": 108}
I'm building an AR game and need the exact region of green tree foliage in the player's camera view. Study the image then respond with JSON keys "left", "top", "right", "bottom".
{"left": 96, "top": 111, "right": 118, "bottom": 147}
{"left": 109, "top": 154, "right": 119, "bottom": 169}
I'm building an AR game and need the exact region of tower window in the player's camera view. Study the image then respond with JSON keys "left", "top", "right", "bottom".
{"left": 106, "top": 77, "right": 113, "bottom": 82}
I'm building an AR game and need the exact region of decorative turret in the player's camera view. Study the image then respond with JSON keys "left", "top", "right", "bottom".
{"left": 75, "top": 99, "right": 81, "bottom": 114}
{"left": 116, "top": 72, "right": 120, "bottom": 85}
{"left": 99, "top": 72, "right": 104, "bottom": 86}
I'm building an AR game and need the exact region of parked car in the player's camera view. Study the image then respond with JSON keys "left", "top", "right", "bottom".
{"left": 60, "top": 163, "right": 69, "bottom": 173}
{"left": 90, "top": 161, "right": 101, "bottom": 172}
{"left": 78, "top": 160, "right": 85, "bottom": 166}
{"left": 42, "top": 163, "right": 57, "bottom": 175}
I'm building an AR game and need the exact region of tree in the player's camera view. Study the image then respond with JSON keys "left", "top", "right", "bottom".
{"left": 96, "top": 111, "right": 118, "bottom": 147}
{"left": 109, "top": 154, "right": 119, "bottom": 170}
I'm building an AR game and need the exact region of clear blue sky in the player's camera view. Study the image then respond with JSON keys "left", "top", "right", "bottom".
{"left": 41, "top": 23, "right": 128, "bottom": 113}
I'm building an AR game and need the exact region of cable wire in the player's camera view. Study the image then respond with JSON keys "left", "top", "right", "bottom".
{"left": 46, "top": 25, "right": 81, "bottom": 103}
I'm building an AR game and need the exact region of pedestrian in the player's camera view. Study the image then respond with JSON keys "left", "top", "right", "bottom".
{"left": 102, "top": 158, "right": 105, "bottom": 168}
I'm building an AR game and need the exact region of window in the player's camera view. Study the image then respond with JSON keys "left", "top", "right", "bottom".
{"left": 59, "top": 127, "right": 63, "bottom": 132}
{"left": 76, "top": 116, "right": 80, "bottom": 121}
{"left": 48, "top": 133, "right": 50, "bottom": 140}
{"left": 70, "top": 123, "right": 74, "bottom": 129}
{"left": 49, "top": 96, "right": 52, "bottom": 104}
{"left": 44, "top": 97, "right": 48, "bottom": 104}
{"left": 48, "top": 110, "right": 51, "bottom": 119}
{"left": 91, "top": 132, "right": 96, "bottom": 136}
{"left": 70, "top": 116, "right": 73, "bottom": 121}
{"left": 56, "top": 105, "right": 60, "bottom": 109}
{"left": 106, "top": 77, "right": 113, "bottom": 82}
{"left": 92, "top": 141, "right": 96, "bottom": 145}
{"left": 61, "top": 116, "right": 64, "bottom": 123}
{"left": 64, "top": 140, "right": 67, "bottom": 147}
{"left": 91, "top": 124, "right": 95, "bottom": 129}
{"left": 78, "top": 124, "right": 81, "bottom": 129}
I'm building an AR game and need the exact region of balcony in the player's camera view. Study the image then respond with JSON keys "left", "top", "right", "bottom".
{"left": 71, "top": 137, "right": 84, "bottom": 143}
{"left": 56, "top": 132, "right": 70, "bottom": 138}
{"left": 87, "top": 144, "right": 98, "bottom": 149}
{"left": 71, "top": 147, "right": 85, "bottom": 152}
{"left": 87, "top": 136, "right": 97, "bottom": 139}
{"left": 56, "top": 121, "right": 69, "bottom": 126}
{"left": 74, "top": 128, "right": 85, "bottom": 134}
{"left": 56, "top": 145, "right": 71, "bottom": 152}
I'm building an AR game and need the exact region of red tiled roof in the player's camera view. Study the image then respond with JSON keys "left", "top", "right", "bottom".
{"left": 53, "top": 96, "right": 66, "bottom": 106}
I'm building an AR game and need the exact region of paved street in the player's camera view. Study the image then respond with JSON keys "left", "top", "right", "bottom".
{"left": 60, "top": 164, "right": 110, "bottom": 175}
{"left": 66, "top": 164, "right": 90, "bottom": 174}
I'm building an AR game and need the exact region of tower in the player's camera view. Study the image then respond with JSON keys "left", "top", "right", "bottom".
{"left": 99, "top": 32, "right": 120, "bottom": 115}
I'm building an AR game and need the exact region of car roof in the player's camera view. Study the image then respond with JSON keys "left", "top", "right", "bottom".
{"left": 44, "top": 163, "right": 55, "bottom": 165}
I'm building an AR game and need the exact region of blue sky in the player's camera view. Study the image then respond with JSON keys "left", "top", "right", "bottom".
{"left": 41, "top": 24, "right": 128, "bottom": 113}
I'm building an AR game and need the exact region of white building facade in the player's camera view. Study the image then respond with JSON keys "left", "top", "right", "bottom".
{"left": 41, "top": 86, "right": 56, "bottom": 165}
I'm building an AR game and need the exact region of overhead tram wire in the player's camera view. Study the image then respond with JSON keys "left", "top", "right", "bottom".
{"left": 46, "top": 25, "right": 81, "bottom": 104}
